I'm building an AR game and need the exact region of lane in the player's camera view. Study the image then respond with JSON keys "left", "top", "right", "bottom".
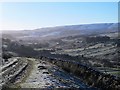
{"left": 20, "top": 59, "right": 67, "bottom": 88}
{"left": 20, "top": 59, "right": 93, "bottom": 89}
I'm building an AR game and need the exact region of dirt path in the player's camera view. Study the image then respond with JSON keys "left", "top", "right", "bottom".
{"left": 18, "top": 58, "right": 91, "bottom": 89}
{"left": 20, "top": 59, "right": 67, "bottom": 88}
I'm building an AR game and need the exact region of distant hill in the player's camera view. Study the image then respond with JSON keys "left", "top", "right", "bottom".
{"left": 2, "top": 23, "right": 118, "bottom": 41}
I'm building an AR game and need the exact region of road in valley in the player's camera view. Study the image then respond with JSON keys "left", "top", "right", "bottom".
{"left": 19, "top": 58, "right": 93, "bottom": 89}
{"left": 1, "top": 57, "right": 95, "bottom": 89}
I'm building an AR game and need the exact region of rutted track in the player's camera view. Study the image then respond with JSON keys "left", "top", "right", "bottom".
{"left": 20, "top": 58, "right": 93, "bottom": 89}
{"left": 1, "top": 57, "right": 96, "bottom": 89}
{"left": 1, "top": 57, "right": 28, "bottom": 87}
{"left": 2, "top": 58, "right": 18, "bottom": 72}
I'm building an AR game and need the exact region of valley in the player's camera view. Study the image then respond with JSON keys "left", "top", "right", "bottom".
{"left": 1, "top": 23, "right": 120, "bottom": 89}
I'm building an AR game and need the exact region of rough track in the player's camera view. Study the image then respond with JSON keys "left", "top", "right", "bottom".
{"left": 1, "top": 57, "right": 93, "bottom": 89}
{"left": 20, "top": 58, "right": 91, "bottom": 89}
{"left": 1, "top": 57, "right": 28, "bottom": 87}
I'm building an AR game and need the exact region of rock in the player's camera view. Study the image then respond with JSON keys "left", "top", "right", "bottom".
{"left": 38, "top": 66, "right": 47, "bottom": 70}
{"left": 43, "top": 72, "right": 49, "bottom": 74}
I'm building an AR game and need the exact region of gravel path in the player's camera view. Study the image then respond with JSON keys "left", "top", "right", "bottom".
{"left": 20, "top": 59, "right": 93, "bottom": 89}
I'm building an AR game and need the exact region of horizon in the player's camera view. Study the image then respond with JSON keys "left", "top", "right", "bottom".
{"left": 0, "top": 2, "right": 118, "bottom": 31}
{"left": 1, "top": 22, "right": 118, "bottom": 32}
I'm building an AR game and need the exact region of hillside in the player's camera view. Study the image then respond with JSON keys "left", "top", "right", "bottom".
{"left": 2, "top": 23, "right": 118, "bottom": 41}
{"left": 1, "top": 23, "right": 120, "bottom": 89}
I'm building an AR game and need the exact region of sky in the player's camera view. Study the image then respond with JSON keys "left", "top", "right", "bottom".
{"left": 0, "top": 2, "right": 118, "bottom": 31}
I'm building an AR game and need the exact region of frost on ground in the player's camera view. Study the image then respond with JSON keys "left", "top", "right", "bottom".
{"left": 20, "top": 59, "right": 89, "bottom": 88}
